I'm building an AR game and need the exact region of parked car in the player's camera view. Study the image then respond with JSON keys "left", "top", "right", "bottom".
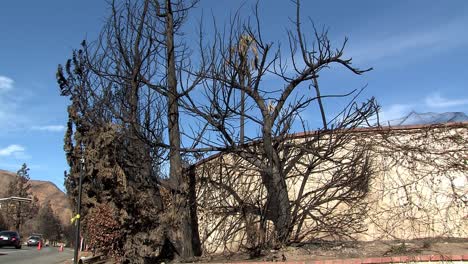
{"left": 27, "top": 235, "right": 43, "bottom": 247}
{"left": 0, "top": 231, "right": 22, "bottom": 249}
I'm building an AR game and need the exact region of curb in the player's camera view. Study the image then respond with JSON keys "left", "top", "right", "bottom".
{"left": 203, "top": 254, "right": 468, "bottom": 264}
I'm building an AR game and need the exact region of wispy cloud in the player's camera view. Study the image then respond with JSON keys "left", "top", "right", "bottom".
{"left": 0, "top": 100, "right": 28, "bottom": 132}
{"left": 32, "top": 125, "right": 65, "bottom": 132}
{"left": 0, "top": 144, "right": 25, "bottom": 157}
{"left": 0, "top": 76, "right": 14, "bottom": 92}
{"left": 0, "top": 75, "right": 19, "bottom": 128}
{"left": 378, "top": 92, "right": 468, "bottom": 122}
{"left": 347, "top": 16, "right": 468, "bottom": 65}
{"left": 0, "top": 77, "right": 33, "bottom": 134}
{"left": 280, "top": 16, "right": 468, "bottom": 75}
{"left": 425, "top": 93, "right": 468, "bottom": 108}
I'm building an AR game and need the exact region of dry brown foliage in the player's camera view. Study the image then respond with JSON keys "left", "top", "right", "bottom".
{"left": 85, "top": 203, "right": 124, "bottom": 259}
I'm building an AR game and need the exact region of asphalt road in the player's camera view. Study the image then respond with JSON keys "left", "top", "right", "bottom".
{"left": 0, "top": 245, "right": 73, "bottom": 264}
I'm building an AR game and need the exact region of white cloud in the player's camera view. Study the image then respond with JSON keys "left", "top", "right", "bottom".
{"left": 0, "top": 76, "right": 14, "bottom": 92}
{"left": 377, "top": 91, "right": 467, "bottom": 123}
{"left": 347, "top": 16, "right": 468, "bottom": 65}
{"left": 0, "top": 144, "right": 25, "bottom": 157}
{"left": 0, "top": 77, "right": 27, "bottom": 133}
{"left": 281, "top": 16, "right": 468, "bottom": 73}
{"left": 32, "top": 125, "right": 65, "bottom": 132}
{"left": 0, "top": 102, "right": 28, "bottom": 132}
{"left": 425, "top": 93, "right": 468, "bottom": 108}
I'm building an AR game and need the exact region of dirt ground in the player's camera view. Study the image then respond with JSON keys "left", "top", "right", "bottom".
{"left": 197, "top": 238, "right": 468, "bottom": 263}
{"left": 63, "top": 238, "right": 468, "bottom": 263}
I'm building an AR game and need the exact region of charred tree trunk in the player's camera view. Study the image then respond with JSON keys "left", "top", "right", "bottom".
{"left": 261, "top": 116, "right": 291, "bottom": 244}
{"left": 165, "top": 0, "right": 198, "bottom": 259}
{"left": 15, "top": 202, "right": 21, "bottom": 232}
{"left": 264, "top": 172, "right": 291, "bottom": 243}
{"left": 188, "top": 166, "right": 202, "bottom": 256}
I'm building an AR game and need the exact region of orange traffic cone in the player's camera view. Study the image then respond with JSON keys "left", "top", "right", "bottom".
{"left": 37, "top": 241, "right": 42, "bottom": 251}
{"left": 59, "top": 245, "right": 64, "bottom": 252}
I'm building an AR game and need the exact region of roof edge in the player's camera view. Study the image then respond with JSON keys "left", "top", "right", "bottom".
{"left": 190, "top": 121, "right": 468, "bottom": 168}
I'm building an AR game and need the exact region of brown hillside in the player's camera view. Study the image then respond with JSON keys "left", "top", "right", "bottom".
{"left": 0, "top": 169, "right": 72, "bottom": 226}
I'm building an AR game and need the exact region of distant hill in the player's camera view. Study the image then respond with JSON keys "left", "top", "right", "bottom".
{"left": 386, "top": 111, "right": 468, "bottom": 126}
{"left": 0, "top": 169, "right": 72, "bottom": 226}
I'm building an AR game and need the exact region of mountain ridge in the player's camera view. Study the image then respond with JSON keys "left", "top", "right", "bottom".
{"left": 0, "top": 169, "right": 72, "bottom": 226}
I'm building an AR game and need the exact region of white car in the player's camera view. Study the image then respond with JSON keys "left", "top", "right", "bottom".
{"left": 26, "top": 236, "right": 43, "bottom": 247}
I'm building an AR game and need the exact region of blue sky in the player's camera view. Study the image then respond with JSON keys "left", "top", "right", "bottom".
{"left": 0, "top": 0, "right": 467, "bottom": 190}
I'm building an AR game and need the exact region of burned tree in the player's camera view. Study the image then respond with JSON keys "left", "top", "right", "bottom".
{"left": 5, "top": 164, "right": 39, "bottom": 232}
{"left": 59, "top": 59, "right": 166, "bottom": 262}
{"left": 144, "top": 0, "right": 203, "bottom": 258}
{"left": 58, "top": 3, "right": 167, "bottom": 260}
{"left": 0, "top": 213, "right": 7, "bottom": 230}
{"left": 58, "top": 0, "right": 380, "bottom": 259}
{"left": 57, "top": 0, "right": 202, "bottom": 261}
{"left": 36, "top": 201, "right": 62, "bottom": 243}
{"left": 183, "top": 0, "right": 378, "bottom": 253}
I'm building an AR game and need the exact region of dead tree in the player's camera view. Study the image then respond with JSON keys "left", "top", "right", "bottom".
{"left": 57, "top": 0, "right": 202, "bottom": 261}
{"left": 158, "top": 0, "right": 203, "bottom": 259}
{"left": 58, "top": 2, "right": 167, "bottom": 262}
{"left": 36, "top": 201, "right": 62, "bottom": 243}
{"left": 59, "top": 73, "right": 167, "bottom": 262}
{"left": 5, "top": 164, "right": 39, "bottom": 232}
{"left": 183, "top": 0, "right": 378, "bottom": 251}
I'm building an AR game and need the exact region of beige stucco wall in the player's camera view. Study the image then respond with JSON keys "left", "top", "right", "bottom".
{"left": 364, "top": 126, "right": 467, "bottom": 240}
{"left": 195, "top": 124, "right": 468, "bottom": 254}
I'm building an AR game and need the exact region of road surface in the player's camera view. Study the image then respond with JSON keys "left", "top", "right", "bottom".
{"left": 0, "top": 245, "right": 73, "bottom": 264}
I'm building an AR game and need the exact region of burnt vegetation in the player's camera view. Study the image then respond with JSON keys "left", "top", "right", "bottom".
{"left": 55, "top": 0, "right": 466, "bottom": 263}
{"left": 56, "top": 0, "right": 376, "bottom": 262}
{"left": 3, "top": 164, "right": 39, "bottom": 232}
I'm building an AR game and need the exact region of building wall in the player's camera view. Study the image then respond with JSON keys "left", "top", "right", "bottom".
{"left": 194, "top": 123, "right": 468, "bottom": 254}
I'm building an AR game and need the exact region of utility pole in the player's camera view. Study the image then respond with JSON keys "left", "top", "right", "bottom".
{"left": 73, "top": 152, "right": 84, "bottom": 264}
